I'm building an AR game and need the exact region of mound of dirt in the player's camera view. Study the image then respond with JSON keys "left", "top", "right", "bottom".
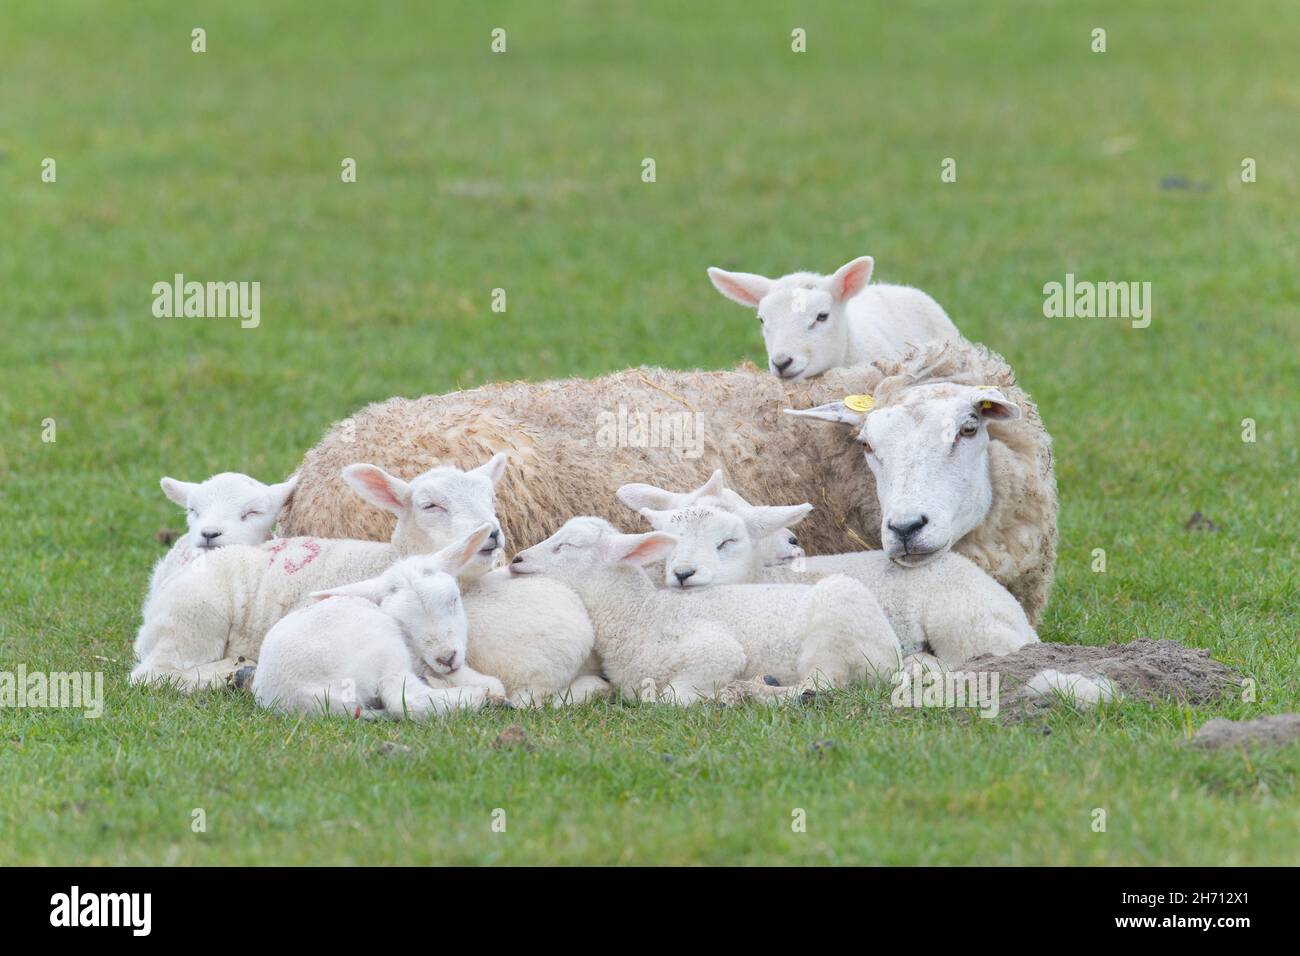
{"left": 963, "top": 639, "right": 1238, "bottom": 720}
{"left": 1190, "top": 714, "right": 1300, "bottom": 751}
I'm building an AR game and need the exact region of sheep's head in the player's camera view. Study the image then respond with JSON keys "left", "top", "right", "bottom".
{"left": 637, "top": 501, "right": 812, "bottom": 589}
{"left": 509, "top": 517, "right": 676, "bottom": 580}
{"left": 161, "top": 472, "right": 298, "bottom": 551}
{"left": 707, "top": 256, "right": 873, "bottom": 381}
{"left": 786, "top": 383, "right": 1021, "bottom": 565}
{"left": 342, "top": 454, "right": 507, "bottom": 571}
{"left": 616, "top": 470, "right": 809, "bottom": 586}
{"left": 309, "top": 524, "right": 492, "bottom": 676}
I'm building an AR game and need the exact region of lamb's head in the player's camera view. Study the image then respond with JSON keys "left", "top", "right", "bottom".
{"left": 707, "top": 256, "right": 873, "bottom": 381}
{"left": 637, "top": 500, "right": 812, "bottom": 589}
{"left": 310, "top": 524, "right": 493, "bottom": 676}
{"left": 342, "top": 454, "right": 507, "bottom": 572}
{"left": 786, "top": 383, "right": 1021, "bottom": 565}
{"left": 160, "top": 472, "right": 298, "bottom": 552}
{"left": 509, "top": 516, "right": 676, "bottom": 582}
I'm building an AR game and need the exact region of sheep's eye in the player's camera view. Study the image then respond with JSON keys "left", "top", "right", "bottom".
{"left": 756, "top": 314, "right": 765, "bottom": 324}
{"left": 959, "top": 421, "right": 979, "bottom": 438}
{"left": 187, "top": 508, "right": 198, "bottom": 516}
{"left": 717, "top": 538, "right": 737, "bottom": 552}
{"left": 815, "top": 312, "right": 829, "bottom": 322}
{"left": 241, "top": 510, "right": 261, "bottom": 520}
{"left": 421, "top": 502, "right": 444, "bottom": 512}
{"left": 788, "top": 536, "right": 798, "bottom": 546}
{"left": 388, "top": 586, "right": 400, "bottom": 596}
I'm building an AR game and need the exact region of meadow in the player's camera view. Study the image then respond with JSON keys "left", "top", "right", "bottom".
{"left": 1, "top": 0, "right": 1297, "bottom": 864}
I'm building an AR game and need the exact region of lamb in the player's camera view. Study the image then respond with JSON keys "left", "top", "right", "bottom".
{"left": 706, "top": 256, "right": 958, "bottom": 380}
{"left": 133, "top": 456, "right": 603, "bottom": 707}
{"left": 146, "top": 472, "right": 298, "bottom": 604}
{"left": 253, "top": 526, "right": 503, "bottom": 718}
{"left": 509, "top": 517, "right": 903, "bottom": 704}
{"left": 281, "top": 338, "right": 1057, "bottom": 624}
{"left": 619, "top": 472, "right": 1038, "bottom": 666}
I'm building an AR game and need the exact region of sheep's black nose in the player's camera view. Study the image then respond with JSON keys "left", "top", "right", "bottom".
{"left": 487, "top": 528, "right": 500, "bottom": 544}
{"left": 201, "top": 529, "right": 221, "bottom": 541}
{"left": 772, "top": 356, "right": 794, "bottom": 374}
{"left": 887, "top": 515, "right": 929, "bottom": 541}
{"left": 787, "top": 536, "right": 798, "bottom": 546}
{"left": 674, "top": 568, "right": 696, "bottom": 584}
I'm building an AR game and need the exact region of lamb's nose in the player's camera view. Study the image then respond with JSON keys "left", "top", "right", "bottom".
{"left": 771, "top": 356, "right": 794, "bottom": 375}
{"left": 201, "top": 529, "right": 221, "bottom": 541}
{"left": 510, "top": 555, "right": 522, "bottom": 564}
{"left": 674, "top": 568, "right": 696, "bottom": 584}
{"left": 887, "top": 515, "right": 929, "bottom": 541}
{"left": 437, "top": 653, "right": 458, "bottom": 671}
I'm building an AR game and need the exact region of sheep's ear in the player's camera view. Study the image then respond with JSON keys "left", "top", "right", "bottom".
{"left": 436, "top": 523, "right": 494, "bottom": 576}
{"left": 637, "top": 507, "right": 676, "bottom": 529}
{"left": 160, "top": 477, "right": 196, "bottom": 507}
{"left": 691, "top": 469, "right": 726, "bottom": 501}
{"left": 717, "top": 486, "right": 755, "bottom": 509}
{"left": 783, "top": 402, "right": 867, "bottom": 429}
{"left": 828, "top": 256, "right": 873, "bottom": 302}
{"left": 341, "top": 464, "right": 412, "bottom": 514}
{"left": 267, "top": 474, "right": 299, "bottom": 511}
{"left": 616, "top": 482, "right": 685, "bottom": 513}
{"left": 743, "top": 503, "right": 813, "bottom": 538}
{"left": 974, "top": 389, "right": 1022, "bottom": 422}
{"left": 310, "top": 577, "right": 386, "bottom": 604}
{"left": 609, "top": 531, "right": 678, "bottom": 566}
{"left": 707, "top": 267, "right": 772, "bottom": 308}
{"left": 470, "top": 452, "right": 508, "bottom": 487}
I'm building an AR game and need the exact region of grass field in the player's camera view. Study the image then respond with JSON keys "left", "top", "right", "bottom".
{"left": 2, "top": 0, "right": 1298, "bottom": 865}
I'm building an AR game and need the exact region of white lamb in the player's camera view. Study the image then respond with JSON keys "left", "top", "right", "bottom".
{"left": 707, "top": 255, "right": 959, "bottom": 380}
{"left": 509, "top": 517, "right": 902, "bottom": 705}
{"left": 254, "top": 526, "right": 503, "bottom": 718}
{"left": 146, "top": 472, "right": 298, "bottom": 604}
{"left": 619, "top": 472, "right": 1038, "bottom": 666}
{"left": 133, "top": 457, "right": 603, "bottom": 707}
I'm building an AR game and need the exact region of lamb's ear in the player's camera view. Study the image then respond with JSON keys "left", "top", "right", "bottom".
{"left": 160, "top": 477, "right": 196, "bottom": 507}
{"left": 783, "top": 403, "right": 867, "bottom": 429}
{"left": 974, "top": 389, "right": 1022, "bottom": 422}
{"left": 742, "top": 503, "right": 814, "bottom": 538}
{"left": 609, "top": 531, "right": 678, "bottom": 566}
{"left": 435, "top": 523, "right": 494, "bottom": 576}
{"left": 707, "top": 267, "right": 772, "bottom": 308}
{"left": 828, "top": 256, "right": 873, "bottom": 302}
{"left": 470, "top": 452, "right": 508, "bottom": 487}
{"left": 267, "top": 473, "right": 299, "bottom": 511}
{"left": 689, "top": 469, "right": 726, "bottom": 501}
{"left": 341, "top": 464, "right": 412, "bottom": 514}
{"left": 616, "top": 482, "right": 685, "bottom": 513}
{"left": 637, "top": 507, "right": 676, "bottom": 530}
{"left": 310, "top": 577, "right": 386, "bottom": 604}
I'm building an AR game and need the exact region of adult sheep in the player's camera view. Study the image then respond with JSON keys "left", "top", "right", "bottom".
{"left": 282, "top": 339, "right": 1057, "bottom": 624}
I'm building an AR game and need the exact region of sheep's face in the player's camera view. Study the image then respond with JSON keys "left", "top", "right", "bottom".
{"left": 376, "top": 558, "right": 469, "bottom": 676}
{"left": 707, "top": 257, "right": 873, "bottom": 381}
{"left": 343, "top": 454, "right": 507, "bottom": 571}
{"left": 310, "top": 525, "right": 493, "bottom": 674}
{"left": 161, "top": 472, "right": 297, "bottom": 552}
{"left": 785, "top": 383, "right": 1021, "bottom": 565}
{"left": 640, "top": 501, "right": 812, "bottom": 588}
{"left": 510, "top": 517, "right": 676, "bottom": 580}
{"left": 756, "top": 525, "right": 805, "bottom": 568}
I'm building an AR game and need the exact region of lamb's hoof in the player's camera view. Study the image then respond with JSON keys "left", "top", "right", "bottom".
{"left": 229, "top": 665, "right": 257, "bottom": 692}
{"left": 489, "top": 695, "right": 515, "bottom": 710}
{"left": 799, "top": 688, "right": 819, "bottom": 704}
{"left": 763, "top": 674, "right": 781, "bottom": 687}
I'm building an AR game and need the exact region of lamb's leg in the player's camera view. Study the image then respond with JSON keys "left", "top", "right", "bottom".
{"left": 795, "top": 576, "right": 902, "bottom": 692}
{"left": 651, "top": 626, "right": 748, "bottom": 706}
{"left": 439, "top": 662, "right": 506, "bottom": 699}
{"left": 922, "top": 596, "right": 1037, "bottom": 666}
{"left": 131, "top": 573, "right": 234, "bottom": 691}
{"left": 377, "top": 673, "right": 488, "bottom": 719}
{"left": 551, "top": 674, "right": 612, "bottom": 707}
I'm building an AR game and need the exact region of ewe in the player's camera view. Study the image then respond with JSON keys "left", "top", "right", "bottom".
{"left": 620, "top": 473, "right": 1038, "bottom": 666}
{"left": 147, "top": 472, "right": 297, "bottom": 604}
{"left": 254, "top": 526, "right": 503, "bottom": 718}
{"left": 281, "top": 339, "right": 1057, "bottom": 624}
{"left": 707, "top": 256, "right": 958, "bottom": 380}
{"left": 510, "top": 517, "right": 902, "bottom": 704}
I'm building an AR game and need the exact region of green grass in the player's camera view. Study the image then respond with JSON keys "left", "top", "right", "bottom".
{"left": 2, "top": 0, "right": 1298, "bottom": 865}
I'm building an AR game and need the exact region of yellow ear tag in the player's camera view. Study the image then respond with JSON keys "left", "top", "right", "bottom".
{"left": 843, "top": 394, "right": 875, "bottom": 413}
{"left": 981, "top": 400, "right": 993, "bottom": 410}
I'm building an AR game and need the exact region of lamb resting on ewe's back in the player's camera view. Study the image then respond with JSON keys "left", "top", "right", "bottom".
{"left": 282, "top": 339, "right": 1058, "bottom": 624}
